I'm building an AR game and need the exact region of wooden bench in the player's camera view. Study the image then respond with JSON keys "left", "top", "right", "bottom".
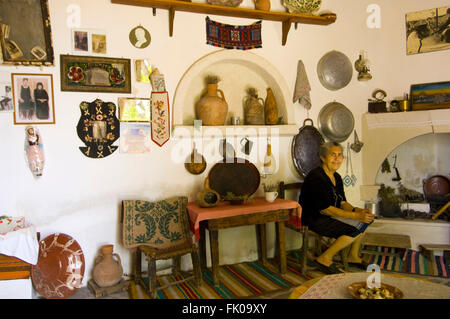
{"left": 420, "top": 244, "right": 450, "bottom": 276}
{"left": 360, "top": 233, "right": 412, "bottom": 258}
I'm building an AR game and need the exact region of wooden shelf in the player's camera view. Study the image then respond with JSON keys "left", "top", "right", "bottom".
{"left": 111, "top": 0, "right": 336, "bottom": 45}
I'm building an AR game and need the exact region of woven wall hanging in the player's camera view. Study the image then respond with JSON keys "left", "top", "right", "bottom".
{"left": 77, "top": 99, "right": 120, "bottom": 158}
{"left": 205, "top": 16, "right": 262, "bottom": 50}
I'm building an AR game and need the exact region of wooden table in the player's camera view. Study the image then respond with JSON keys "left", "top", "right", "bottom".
{"left": 187, "top": 198, "right": 301, "bottom": 286}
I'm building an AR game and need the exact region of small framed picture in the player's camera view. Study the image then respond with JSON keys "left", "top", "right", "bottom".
{"left": 120, "top": 122, "right": 151, "bottom": 154}
{"left": 11, "top": 73, "right": 55, "bottom": 124}
{"left": 71, "top": 28, "right": 107, "bottom": 55}
{"left": 118, "top": 97, "right": 151, "bottom": 122}
{"left": 410, "top": 81, "right": 450, "bottom": 111}
{"left": 0, "top": 82, "right": 13, "bottom": 112}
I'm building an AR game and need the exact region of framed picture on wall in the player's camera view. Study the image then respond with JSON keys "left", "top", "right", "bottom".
{"left": 0, "top": 0, "right": 54, "bottom": 65}
{"left": 71, "top": 28, "right": 107, "bottom": 55}
{"left": 406, "top": 5, "right": 450, "bottom": 55}
{"left": 0, "top": 82, "right": 13, "bottom": 112}
{"left": 11, "top": 73, "right": 55, "bottom": 124}
{"left": 60, "top": 55, "right": 131, "bottom": 93}
{"left": 118, "top": 97, "right": 151, "bottom": 122}
{"left": 410, "top": 81, "right": 450, "bottom": 111}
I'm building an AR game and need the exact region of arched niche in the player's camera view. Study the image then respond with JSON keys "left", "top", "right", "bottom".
{"left": 172, "top": 49, "right": 297, "bottom": 137}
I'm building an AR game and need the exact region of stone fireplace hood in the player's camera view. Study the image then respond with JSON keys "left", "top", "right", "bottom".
{"left": 360, "top": 109, "right": 450, "bottom": 201}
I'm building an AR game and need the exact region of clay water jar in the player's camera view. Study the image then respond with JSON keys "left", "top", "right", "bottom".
{"left": 254, "top": 0, "right": 270, "bottom": 11}
{"left": 92, "top": 244, "right": 123, "bottom": 288}
{"left": 196, "top": 83, "right": 228, "bottom": 126}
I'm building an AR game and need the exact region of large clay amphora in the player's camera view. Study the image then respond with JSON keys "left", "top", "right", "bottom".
{"left": 254, "top": 0, "right": 270, "bottom": 11}
{"left": 244, "top": 93, "right": 265, "bottom": 125}
{"left": 196, "top": 83, "right": 228, "bottom": 126}
{"left": 92, "top": 244, "right": 123, "bottom": 287}
{"left": 264, "top": 88, "right": 278, "bottom": 125}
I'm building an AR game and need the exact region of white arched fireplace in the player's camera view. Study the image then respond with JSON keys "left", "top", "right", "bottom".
{"left": 360, "top": 108, "right": 450, "bottom": 250}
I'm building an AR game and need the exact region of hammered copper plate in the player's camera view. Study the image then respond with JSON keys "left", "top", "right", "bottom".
{"left": 31, "top": 233, "right": 85, "bottom": 299}
{"left": 208, "top": 158, "right": 260, "bottom": 198}
{"left": 347, "top": 282, "right": 403, "bottom": 299}
{"left": 317, "top": 50, "right": 353, "bottom": 91}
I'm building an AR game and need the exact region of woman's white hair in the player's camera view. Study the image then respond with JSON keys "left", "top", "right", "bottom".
{"left": 319, "top": 141, "right": 343, "bottom": 161}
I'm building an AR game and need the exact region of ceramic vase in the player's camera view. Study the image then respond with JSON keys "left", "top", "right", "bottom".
{"left": 196, "top": 83, "right": 228, "bottom": 126}
{"left": 264, "top": 88, "right": 278, "bottom": 125}
{"left": 92, "top": 244, "right": 123, "bottom": 288}
{"left": 244, "top": 91, "right": 265, "bottom": 125}
{"left": 254, "top": 0, "right": 270, "bottom": 11}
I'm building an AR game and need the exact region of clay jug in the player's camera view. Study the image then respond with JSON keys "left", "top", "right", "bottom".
{"left": 92, "top": 244, "right": 123, "bottom": 287}
{"left": 244, "top": 89, "right": 265, "bottom": 125}
{"left": 264, "top": 88, "right": 278, "bottom": 125}
{"left": 196, "top": 83, "right": 228, "bottom": 126}
{"left": 254, "top": 0, "right": 270, "bottom": 11}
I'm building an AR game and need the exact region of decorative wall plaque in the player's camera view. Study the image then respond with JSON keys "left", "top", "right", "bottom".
{"left": 76, "top": 99, "right": 120, "bottom": 158}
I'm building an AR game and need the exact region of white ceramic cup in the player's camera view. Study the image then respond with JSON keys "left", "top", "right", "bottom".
{"left": 265, "top": 191, "right": 278, "bottom": 203}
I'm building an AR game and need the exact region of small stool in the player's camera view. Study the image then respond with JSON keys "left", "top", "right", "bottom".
{"left": 360, "top": 233, "right": 412, "bottom": 258}
{"left": 419, "top": 244, "right": 450, "bottom": 276}
{"left": 87, "top": 278, "right": 129, "bottom": 298}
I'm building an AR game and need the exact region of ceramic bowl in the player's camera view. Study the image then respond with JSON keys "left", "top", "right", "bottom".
{"left": 282, "top": 0, "right": 322, "bottom": 14}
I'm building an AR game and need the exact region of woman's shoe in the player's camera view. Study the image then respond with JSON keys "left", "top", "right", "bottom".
{"left": 348, "top": 261, "right": 370, "bottom": 270}
{"left": 313, "top": 260, "right": 344, "bottom": 274}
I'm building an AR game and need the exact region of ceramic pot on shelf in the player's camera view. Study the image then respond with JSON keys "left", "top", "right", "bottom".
{"left": 196, "top": 83, "right": 228, "bottom": 126}
{"left": 244, "top": 88, "right": 265, "bottom": 125}
{"left": 92, "top": 244, "right": 123, "bottom": 288}
{"left": 264, "top": 88, "right": 278, "bottom": 125}
{"left": 254, "top": 0, "right": 270, "bottom": 11}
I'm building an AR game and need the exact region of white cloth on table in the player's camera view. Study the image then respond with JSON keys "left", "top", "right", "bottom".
{"left": 0, "top": 225, "right": 39, "bottom": 265}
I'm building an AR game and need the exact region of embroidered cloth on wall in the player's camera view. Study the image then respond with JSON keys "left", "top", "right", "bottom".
{"left": 205, "top": 16, "right": 262, "bottom": 50}
{"left": 76, "top": 99, "right": 120, "bottom": 158}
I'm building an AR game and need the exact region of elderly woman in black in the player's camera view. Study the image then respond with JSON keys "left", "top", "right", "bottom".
{"left": 299, "top": 141, "right": 374, "bottom": 274}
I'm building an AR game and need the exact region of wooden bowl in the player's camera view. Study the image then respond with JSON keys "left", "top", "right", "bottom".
{"left": 347, "top": 282, "right": 403, "bottom": 299}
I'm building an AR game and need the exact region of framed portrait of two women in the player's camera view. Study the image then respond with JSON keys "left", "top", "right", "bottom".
{"left": 11, "top": 73, "right": 55, "bottom": 124}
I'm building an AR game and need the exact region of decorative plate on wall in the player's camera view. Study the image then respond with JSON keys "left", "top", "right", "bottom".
{"left": 31, "top": 233, "right": 85, "bottom": 299}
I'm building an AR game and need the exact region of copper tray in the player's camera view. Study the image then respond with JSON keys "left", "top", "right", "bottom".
{"left": 208, "top": 158, "right": 260, "bottom": 198}
{"left": 31, "top": 233, "right": 85, "bottom": 299}
{"left": 347, "top": 282, "right": 403, "bottom": 299}
{"left": 292, "top": 118, "right": 324, "bottom": 177}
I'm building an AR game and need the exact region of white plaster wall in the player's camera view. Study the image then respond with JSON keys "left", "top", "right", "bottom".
{"left": 0, "top": 0, "right": 449, "bottom": 286}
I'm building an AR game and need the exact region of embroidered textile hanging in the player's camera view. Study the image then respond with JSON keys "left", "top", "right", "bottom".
{"left": 77, "top": 99, "right": 120, "bottom": 158}
{"left": 205, "top": 16, "right": 262, "bottom": 50}
{"left": 150, "top": 91, "right": 170, "bottom": 147}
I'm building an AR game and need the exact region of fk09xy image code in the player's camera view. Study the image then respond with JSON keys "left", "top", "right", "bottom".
{"left": 181, "top": 303, "right": 267, "bottom": 316}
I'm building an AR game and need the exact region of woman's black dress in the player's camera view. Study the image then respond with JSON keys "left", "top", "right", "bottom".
{"left": 298, "top": 166, "right": 361, "bottom": 238}
{"left": 34, "top": 88, "right": 49, "bottom": 119}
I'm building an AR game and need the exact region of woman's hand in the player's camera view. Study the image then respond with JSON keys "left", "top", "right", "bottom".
{"left": 355, "top": 209, "right": 375, "bottom": 223}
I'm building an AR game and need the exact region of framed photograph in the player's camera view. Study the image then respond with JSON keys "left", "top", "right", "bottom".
{"left": 71, "top": 28, "right": 107, "bottom": 55}
{"left": 0, "top": 82, "right": 13, "bottom": 112}
{"left": 11, "top": 73, "right": 55, "bottom": 124}
{"left": 410, "top": 81, "right": 450, "bottom": 111}
{"left": 0, "top": 0, "right": 54, "bottom": 65}
{"left": 118, "top": 98, "right": 151, "bottom": 122}
{"left": 406, "top": 5, "right": 450, "bottom": 55}
{"left": 60, "top": 55, "right": 131, "bottom": 93}
{"left": 120, "top": 122, "right": 151, "bottom": 154}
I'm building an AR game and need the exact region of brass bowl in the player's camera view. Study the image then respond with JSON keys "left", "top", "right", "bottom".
{"left": 347, "top": 282, "right": 404, "bottom": 299}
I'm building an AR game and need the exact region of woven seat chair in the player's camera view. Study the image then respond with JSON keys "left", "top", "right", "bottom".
{"left": 279, "top": 181, "right": 349, "bottom": 275}
{"left": 122, "top": 196, "right": 202, "bottom": 298}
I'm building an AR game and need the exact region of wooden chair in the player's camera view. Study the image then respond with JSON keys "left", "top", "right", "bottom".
{"left": 279, "top": 181, "right": 349, "bottom": 275}
{"left": 122, "top": 197, "right": 202, "bottom": 298}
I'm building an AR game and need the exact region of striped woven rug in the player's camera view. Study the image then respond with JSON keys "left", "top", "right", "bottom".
{"left": 361, "top": 247, "right": 449, "bottom": 278}
{"left": 129, "top": 261, "right": 312, "bottom": 299}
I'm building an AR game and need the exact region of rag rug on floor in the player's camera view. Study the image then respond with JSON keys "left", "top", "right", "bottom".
{"left": 361, "top": 247, "right": 449, "bottom": 278}
{"left": 128, "top": 261, "right": 312, "bottom": 299}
